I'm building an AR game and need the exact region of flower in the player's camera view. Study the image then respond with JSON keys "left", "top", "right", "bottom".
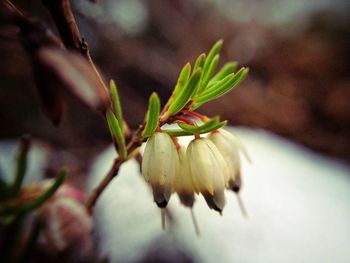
{"left": 187, "top": 138, "right": 229, "bottom": 212}
{"left": 173, "top": 146, "right": 195, "bottom": 207}
{"left": 142, "top": 132, "right": 179, "bottom": 208}
{"left": 208, "top": 129, "right": 251, "bottom": 193}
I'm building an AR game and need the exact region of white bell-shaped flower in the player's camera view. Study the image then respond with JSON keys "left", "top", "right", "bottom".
{"left": 142, "top": 132, "right": 178, "bottom": 207}
{"left": 173, "top": 146, "right": 195, "bottom": 207}
{"left": 208, "top": 129, "right": 251, "bottom": 193}
{"left": 187, "top": 138, "right": 229, "bottom": 212}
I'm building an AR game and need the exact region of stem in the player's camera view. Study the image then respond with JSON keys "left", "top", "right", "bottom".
{"left": 173, "top": 116, "right": 196, "bottom": 125}
{"left": 85, "top": 158, "right": 121, "bottom": 214}
{"left": 42, "top": 0, "right": 109, "bottom": 104}
{"left": 86, "top": 123, "right": 146, "bottom": 214}
{"left": 190, "top": 208, "right": 200, "bottom": 236}
{"left": 236, "top": 194, "right": 248, "bottom": 218}
{"left": 182, "top": 109, "right": 207, "bottom": 121}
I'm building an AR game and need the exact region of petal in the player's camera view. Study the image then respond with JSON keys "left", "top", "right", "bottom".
{"left": 187, "top": 138, "right": 227, "bottom": 195}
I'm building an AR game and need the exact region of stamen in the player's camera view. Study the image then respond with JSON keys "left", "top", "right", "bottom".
{"left": 236, "top": 194, "right": 248, "bottom": 218}
{"left": 161, "top": 208, "right": 166, "bottom": 230}
{"left": 190, "top": 208, "right": 201, "bottom": 237}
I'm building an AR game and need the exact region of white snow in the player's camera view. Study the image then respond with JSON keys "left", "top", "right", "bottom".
{"left": 88, "top": 127, "right": 350, "bottom": 263}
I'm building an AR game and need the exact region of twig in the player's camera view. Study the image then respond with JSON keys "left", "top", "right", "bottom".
{"left": 86, "top": 123, "right": 146, "bottom": 214}
{"left": 86, "top": 158, "right": 121, "bottom": 214}
{"left": 42, "top": 0, "right": 107, "bottom": 92}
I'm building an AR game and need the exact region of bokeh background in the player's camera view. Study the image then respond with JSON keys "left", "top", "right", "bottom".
{"left": 1, "top": 0, "right": 350, "bottom": 262}
{"left": 1, "top": 0, "right": 349, "bottom": 165}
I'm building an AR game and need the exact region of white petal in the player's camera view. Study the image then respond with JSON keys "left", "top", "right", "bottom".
{"left": 187, "top": 138, "right": 227, "bottom": 195}
{"left": 141, "top": 132, "right": 178, "bottom": 206}
{"left": 142, "top": 132, "right": 177, "bottom": 186}
{"left": 173, "top": 147, "right": 195, "bottom": 206}
{"left": 173, "top": 147, "right": 194, "bottom": 193}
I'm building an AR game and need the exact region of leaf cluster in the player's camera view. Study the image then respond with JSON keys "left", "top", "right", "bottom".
{"left": 106, "top": 80, "right": 127, "bottom": 159}
{"left": 140, "top": 40, "right": 248, "bottom": 138}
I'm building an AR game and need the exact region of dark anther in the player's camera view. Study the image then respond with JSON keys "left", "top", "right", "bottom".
{"left": 156, "top": 200, "right": 168, "bottom": 208}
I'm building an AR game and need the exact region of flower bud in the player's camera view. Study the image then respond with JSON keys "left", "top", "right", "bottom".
{"left": 208, "top": 129, "right": 250, "bottom": 193}
{"left": 173, "top": 147, "right": 195, "bottom": 207}
{"left": 187, "top": 138, "right": 229, "bottom": 212}
{"left": 142, "top": 132, "right": 178, "bottom": 208}
{"left": 41, "top": 193, "right": 93, "bottom": 255}
{"left": 20, "top": 181, "right": 93, "bottom": 254}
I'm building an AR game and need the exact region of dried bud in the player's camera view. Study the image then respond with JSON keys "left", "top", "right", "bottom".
{"left": 20, "top": 181, "right": 93, "bottom": 254}
{"left": 38, "top": 48, "right": 110, "bottom": 115}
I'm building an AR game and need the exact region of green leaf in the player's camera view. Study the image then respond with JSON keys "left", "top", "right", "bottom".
{"left": 193, "top": 53, "right": 206, "bottom": 73}
{"left": 172, "top": 63, "right": 191, "bottom": 97}
{"left": 191, "top": 67, "right": 249, "bottom": 110}
{"left": 177, "top": 116, "right": 220, "bottom": 133}
{"left": 142, "top": 92, "right": 161, "bottom": 137}
{"left": 197, "top": 39, "right": 223, "bottom": 94}
{"left": 161, "top": 129, "right": 193, "bottom": 137}
{"left": 19, "top": 170, "right": 66, "bottom": 214}
{"left": 209, "top": 62, "right": 237, "bottom": 85}
{"left": 199, "top": 54, "right": 220, "bottom": 92}
{"left": 110, "top": 80, "right": 124, "bottom": 133}
{"left": 163, "top": 69, "right": 202, "bottom": 118}
{"left": 0, "top": 170, "right": 66, "bottom": 215}
{"left": 162, "top": 120, "right": 227, "bottom": 136}
{"left": 11, "top": 136, "right": 31, "bottom": 197}
{"left": 106, "top": 110, "right": 127, "bottom": 160}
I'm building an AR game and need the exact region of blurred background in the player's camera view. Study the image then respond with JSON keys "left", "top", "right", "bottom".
{"left": 1, "top": 0, "right": 350, "bottom": 164}
{"left": 1, "top": 0, "right": 349, "bottom": 165}
{"left": 1, "top": 0, "right": 350, "bottom": 262}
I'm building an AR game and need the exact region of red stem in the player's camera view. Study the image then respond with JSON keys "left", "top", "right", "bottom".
{"left": 173, "top": 116, "right": 196, "bottom": 125}
{"left": 181, "top": 110, "right": 206, "bottom": 121}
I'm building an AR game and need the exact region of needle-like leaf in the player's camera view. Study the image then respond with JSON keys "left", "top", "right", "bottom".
{"left": 142, "top": 92, "right": 161, "bottom": 137}
{"left": 191, "top": 68, "right": 249, "bottom": 109}
{"left": 106, "top": 110, "right": 127, "bottom": 160}
{"left": 163, "top": 69, "right": 202, "bottom": 119}
{"left": 110, "top": 80, "right": 124, "bottom": 133}
{"left": 197, "top": 39, "right": 223, "bottom": 94}
{"left": 163, "top": 120, "right": 227, "bottom": 137}
{"left": 209, "top": 62, "right": 237, "bottom": 85}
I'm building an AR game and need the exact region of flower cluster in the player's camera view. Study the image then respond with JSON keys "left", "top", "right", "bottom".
{"left": 105, "top": 39, "right": 250, "bottom": 220}
{"left": 142, "top": 128, "right": 250, "bottom": 213}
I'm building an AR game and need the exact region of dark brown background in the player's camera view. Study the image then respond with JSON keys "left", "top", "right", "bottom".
{"left": 1, "top": 0, "right": 349, "bottom": 167}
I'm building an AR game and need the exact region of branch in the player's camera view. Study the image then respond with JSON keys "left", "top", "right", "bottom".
{"left": 42, "top": 0, "right": 107, "bottom": 92}
{"left": 42, "top": 0, "right": 81, "bottom": 51}
{"left": 85, "top": 158, "right": 121, "bottom": 214}
{"left": 85, "top": 123, "right": 146, "bottom": 214}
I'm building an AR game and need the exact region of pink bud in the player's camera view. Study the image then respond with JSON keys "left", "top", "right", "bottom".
{"left": 21, "top": 181, "right": 93, "bottom": 254}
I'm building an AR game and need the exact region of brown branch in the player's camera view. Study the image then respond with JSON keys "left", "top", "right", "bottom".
{"left": 42, "top": 0, "right": 107, "bottom": 92}
{"left": 85, "top": 123, "right": 146, "bottom": 214}
{"left": 85, "top": 158, "right": 121, "bottom": 214}
{"left": 42, "top": 0, "right": 81, "bottom": 51}
{"left": 37, "top": 0, "right": 142, "bottom": 213}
